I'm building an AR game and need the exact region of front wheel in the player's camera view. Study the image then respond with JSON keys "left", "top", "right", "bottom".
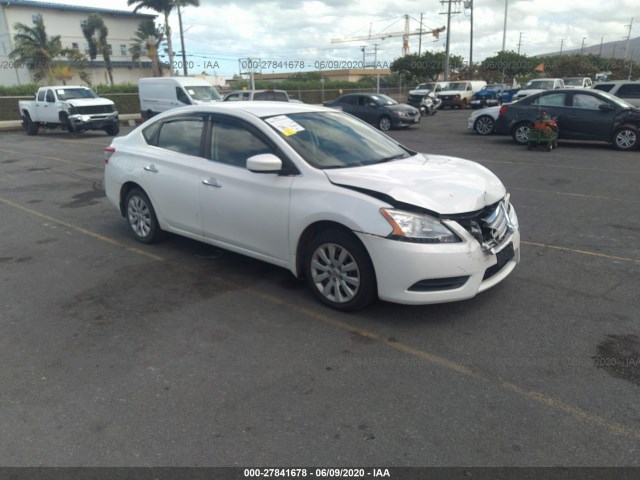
{"left": 105, "top": 123, "right": 120, "bottom": 136}
{"left": 512, "top": 123, "right": 530, "bottom": 145}
{"left": 612, "top": 126, "right": 638, "bottom": 151}
{"left": 125, "top": 188, "right": 161, "bottom": 244}
{"left": 378, "top": 116, "right": 392, "bottom": 131}
{"left": 474, "top": 115, "right": 495, "bottom": 135}
{"left": 304, "top": 229, "right": 377, "bottom": 311}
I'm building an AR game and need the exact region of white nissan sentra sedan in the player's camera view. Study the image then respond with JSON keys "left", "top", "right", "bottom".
{"left": 104, "top": 102, "right": 520, "bottom": 311}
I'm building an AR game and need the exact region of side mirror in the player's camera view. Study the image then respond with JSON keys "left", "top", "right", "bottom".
{"left": 247, "top": 153, "right": 282, "bottom": 173}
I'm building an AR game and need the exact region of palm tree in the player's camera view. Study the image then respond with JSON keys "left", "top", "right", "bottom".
{"left": 130, "top": 19, "right": 164, "bottom": 77}
{"left": 127, "top": 0, "right": 200, "bottom": 74}
{"left": 82, "top": 13, "right": 114, "bottom": 85}
{"left": 9, "top": 15, "right": 62, "bottom": 82}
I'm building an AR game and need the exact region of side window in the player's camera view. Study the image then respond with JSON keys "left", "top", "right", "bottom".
{"left": 616, "top": 84, "right": 640, "bottom": 98}
{"left": 572, "top": 94, "right": 608, "bottom": 110}
{"left": 225, "top": 93, "right": 240, "bottom": 101}
{"left": 156, "top": 117, "right": 205, "bottom": 156}
{"left": 210, "top": 120, "right": 273, "bottom": 168}
{"left": 176, "top": 87, "right": 191, "bottom": 104}
{"left": 593, "top": 84, "right": 614, "bottom": 92}
{"left": 340, "top": 96, "right": 357, "bottom": 105}
{"left": 534, "top": 93, "right": 566, "bottom": 106}
{"left": 142, "top": 121, "right": 161, "bottom": 144}
{"left": 37, "top": 90, "right": 45, "bottom": 102}
{"left": 45, "top": 89, "right": 55, "bottom": 103}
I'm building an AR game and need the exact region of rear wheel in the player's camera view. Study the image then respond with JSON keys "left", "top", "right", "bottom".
{"left": 512, "top": 122, "right": 530, "bottom": 145}
{"left": 22, "top": 112, "right": 38, "bottom": 136}
{"left": 124, "top": 188, "right": 161, "bottom": 244}
{"left": 474, "top": 115, "right": 495, "bottom": 135}
{"left": 304, "top": 229, "right": 377, "bottom": 311}
{"left": 612, "top": 126, "right": 638, "bottom": 151}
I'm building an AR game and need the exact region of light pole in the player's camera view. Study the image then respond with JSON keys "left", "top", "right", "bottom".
{"left": 580, "top": 37, "right": 586, "bottom": 56}
{"left": 501, "top": 0, "right": 508, "bottom": 52}
{"left": 177, "top": 3, "right": 187, "bottom": 76}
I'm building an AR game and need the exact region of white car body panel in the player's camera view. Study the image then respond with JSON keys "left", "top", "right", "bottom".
{"left": 105, "top": 103, "right": 520, "bottom": 306}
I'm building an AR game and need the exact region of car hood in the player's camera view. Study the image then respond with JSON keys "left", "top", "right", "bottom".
{"left": 66, "top": 98, "right": 114, "bottom": 107}
{"left": 324, "top": 153, "right": 505, "bottom": 214}
{"left": 409, "top": 88, "right": 432, "bottom": 95}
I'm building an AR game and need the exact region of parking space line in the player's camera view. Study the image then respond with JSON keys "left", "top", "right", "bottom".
{"left": 521, "top": 240, "right": 640, "bottom": 265}
{"left": 510, "top": 187, "right": 640, "bottom": 204}
{"left": 0, "top": 196, "right": 164, "bottom": 262}
{"left": 0, "top": 147, "right": 100, "bottom": 170}
{"left": 3, "top": 196, "right": 639, "bottom": 440}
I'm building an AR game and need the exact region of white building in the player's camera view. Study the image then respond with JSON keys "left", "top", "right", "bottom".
{"left": 0, "top": 0, "right": 157, "bottom": 86}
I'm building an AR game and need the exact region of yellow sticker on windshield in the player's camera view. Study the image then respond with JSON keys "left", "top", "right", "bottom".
{"left": 265, "top": 115, "right": 305, "bottom": 136}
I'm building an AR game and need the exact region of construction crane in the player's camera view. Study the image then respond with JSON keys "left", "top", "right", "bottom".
{"left": 331, "top": 14, "right": 446, "bottom": 56}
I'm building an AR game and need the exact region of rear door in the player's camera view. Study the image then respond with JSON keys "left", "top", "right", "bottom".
{"left": 530, "top": 92, "right": 569, "bottom": 136}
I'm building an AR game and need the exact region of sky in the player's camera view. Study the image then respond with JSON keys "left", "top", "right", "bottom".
{"left": 45, "top": 0, "right": 639, "bottom": 78}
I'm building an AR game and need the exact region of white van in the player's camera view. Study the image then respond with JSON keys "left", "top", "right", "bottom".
{"left": 138, "top": 77, "right": 222, "bottom": 119}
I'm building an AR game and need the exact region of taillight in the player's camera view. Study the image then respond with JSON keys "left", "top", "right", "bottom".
{"left": 498, "top": 105, "right": 508, "bottom": 118}
{"left": 104, "top": 146, "right": 115, "bottom": 164}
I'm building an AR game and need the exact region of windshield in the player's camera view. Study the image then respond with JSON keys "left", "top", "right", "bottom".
{"left": 185, "top": 85, "right": 221, "bottom": 101}
{"left": 484, "top": 84, "right": 503, "bottom": 91}
{"left": 416, "top": 83, "right": 435, "bottom": 90}
{"left": 525, "top": 80, "right": 555, "bottom": 90}
{"left": 563, "top": 78, "right": 583, "bottom": 86}
{"left": 56, "top": 88, "right": 97, "bottom": 100}
{"left": 443, "top": 82, "right": 468, "bottom": 91}
{"left": 263, "top": 111, "right": 412, "bottom": 169}
{"left": 593, "top": 90, "right": 633, "bottom": 108}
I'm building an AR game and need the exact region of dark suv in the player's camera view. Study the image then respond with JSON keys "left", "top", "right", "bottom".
{"left": 494, "top": 88, "right": 640, "bottom": 151}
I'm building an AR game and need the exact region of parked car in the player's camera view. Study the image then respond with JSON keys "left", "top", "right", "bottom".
{"left": 323, "top": 93, "right": 420, "bottom": 130}
{"left": 470, "top": 84, "right": 519, "bottom": 109}
{"left": 407, "top": 81, "right": 449, "bottom": 110}
{"left": 18, "top": 85, "right": 119, "bottom": 136}
{"left": 513, "top": 78, "right": 564, "bottom": 100}
{"left": 563, "top": 77, "right": 593, "bottom": 89}
{"left": 223, "top": 89, "right": 298, "bottom": 102}
{"left": 104, "top": 102, "right": 520, "bottom": 311}
{"left": 593, "top": 80, "right": 640, "bottom": 107}
{"left": 467, "top": 106, "right": 501, "bottom": 135}
{"left": 138, "top": 77, "right": 221, "bottom": 120}
{"left": 436, "top": 81, "right": 487, "bottom": 109}
{"left": 494, "top": 88, "right": 640, "bottom": 151}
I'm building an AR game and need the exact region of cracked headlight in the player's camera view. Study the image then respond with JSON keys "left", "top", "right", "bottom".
{"left": 381, "top": 209, "right": 460, "bottom": 243}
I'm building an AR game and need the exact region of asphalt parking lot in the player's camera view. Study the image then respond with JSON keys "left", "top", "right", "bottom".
{"left": 0, "top": 110, "right": 639, "bottom": 468}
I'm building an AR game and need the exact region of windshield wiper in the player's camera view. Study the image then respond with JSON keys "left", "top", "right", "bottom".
{"left": 372, "top": 153, "right": 408, "bottom": 164}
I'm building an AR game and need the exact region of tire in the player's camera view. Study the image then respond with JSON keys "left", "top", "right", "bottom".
{"left": 512, "top": 122, "right": 530, "bottom": 145}
{"left": 304, "top": 229, "right": 377, "bottom": 311}
{"left": 105, "top": 123, "right": 120, "bottom": 136}
{"left": 378, "top": 116, "right": 392, "bottom": 131}
{"left": 124, "top": 188, "right": 161, "bottom": 244}
{"left": 22, "top": 112, "right": 38, "bottom": 136}
{"left": 60, "top": 113, "right": 75, "bottom": 133}
{"left": 612, "top": 126, "right": 638, "bottom": 151}
{"left": 474, "top": 115, "right": 495, "bottom": 135}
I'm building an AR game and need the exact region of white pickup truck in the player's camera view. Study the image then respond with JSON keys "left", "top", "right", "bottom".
{"left": 18, "top": 86, "right": 119, "bottom": 136}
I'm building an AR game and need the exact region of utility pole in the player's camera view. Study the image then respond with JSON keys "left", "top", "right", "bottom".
{"left": 374, "top": 44, "right": 380, "bottom": 93}
{"left": 580, "top": 37, "right": 586, "bottom": 56}
{"left": 624, "top": 18, "right": 634, "bottom": 59}
{"left": 501, "top": 0, "right": 509, "bottom": 52}
{"left": 418, "top": 12, "right": 424, "bottom": 56}
{"left": 560, "top": 38, "right": 564, "bottom": 55}
{"left": 440, "top": 0, "right": 461, "bottom": 81}
{"left": 467, "top": 1, "right": 473, "bottom": 79}
{"left": 517, "top": 32, "right": 523, "bottom": 55}
{"left": 361, "top": 46, "right": 366, "bottom": 68}
{"left": 599, "top": 37, "right": 604, "bottom": 57}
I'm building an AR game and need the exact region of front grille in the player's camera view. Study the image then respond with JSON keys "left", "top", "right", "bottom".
{"left": 407, "top": 94, "right": 425, "bottom": 106}
{"left": 77, "top": 105, "right": 114, "bottom": 115}
{"left": 450, "top": 196, "right": 514, "bottom": 253}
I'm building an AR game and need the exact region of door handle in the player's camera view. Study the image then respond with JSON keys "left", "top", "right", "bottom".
{"left": 143, "top": 164, "right": 159, "bottom": 173}
{"left": 202, "top": 178, "right": 221, "bottom": 188}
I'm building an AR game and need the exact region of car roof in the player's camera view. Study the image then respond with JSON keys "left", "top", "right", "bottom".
{"left": 150, "top": 102, "right": 327, "bottom": 119}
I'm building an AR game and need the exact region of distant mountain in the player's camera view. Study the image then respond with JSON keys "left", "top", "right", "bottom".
{"left": 539, "top": 36, "right": 640, "bottom": 61}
